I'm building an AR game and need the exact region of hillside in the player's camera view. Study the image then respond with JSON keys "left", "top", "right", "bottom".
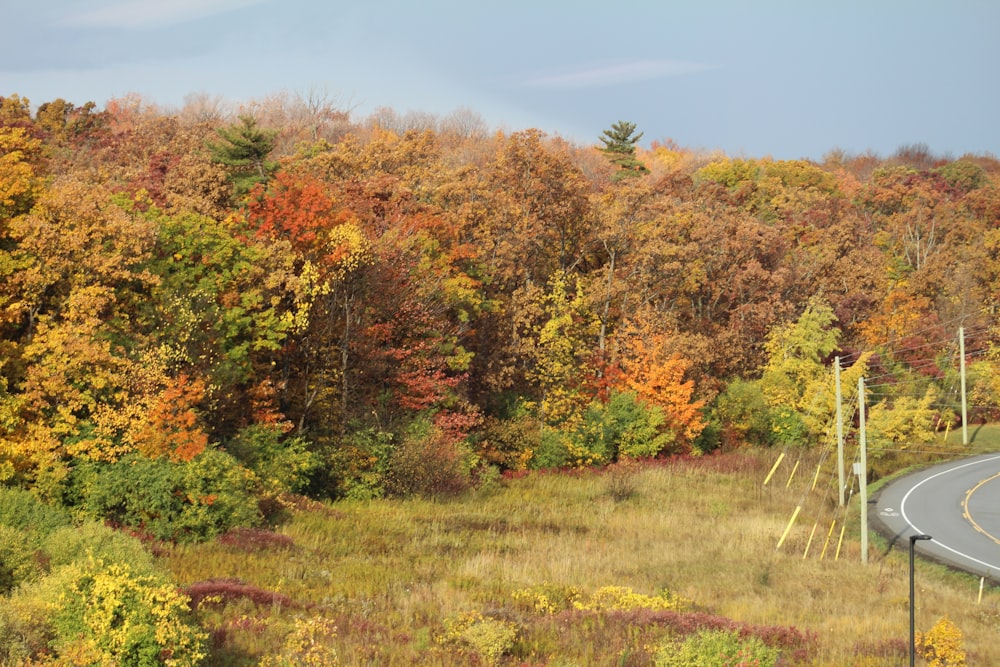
{"left": 1, "top": 92, "right": 1000, "bottom": 663}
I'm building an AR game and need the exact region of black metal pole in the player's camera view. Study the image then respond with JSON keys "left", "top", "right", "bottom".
{"left": 910, "top": 534, "right": 932, "bottom": 667}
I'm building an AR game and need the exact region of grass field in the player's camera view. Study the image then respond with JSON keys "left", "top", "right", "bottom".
{"left": 960, "top": 422, "right": 1000, "bottom": 451}
{"left": 155, "top": 443, "right": 1000, "bottom": 666}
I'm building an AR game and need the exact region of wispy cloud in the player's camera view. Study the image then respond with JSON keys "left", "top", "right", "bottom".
{"left": 63, "top": 0, "right": 270, "bottom": 29}
{"left": 521, "top": 60, "right": 718, "bottom": 89}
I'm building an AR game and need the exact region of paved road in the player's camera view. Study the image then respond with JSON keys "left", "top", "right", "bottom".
{"left": 872, "top": 453, "right": 1000, "bottom": 581}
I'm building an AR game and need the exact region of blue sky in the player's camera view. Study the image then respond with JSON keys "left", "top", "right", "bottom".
{"left": 2, "top": 0, "right": 998, "bottom": 160}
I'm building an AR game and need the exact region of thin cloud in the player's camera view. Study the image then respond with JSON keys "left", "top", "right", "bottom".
{"left": 63, "top": 0, "right": 270, "bottom": 29}
{"left": 521, "top": 60, "right": 718, "bottom": 89}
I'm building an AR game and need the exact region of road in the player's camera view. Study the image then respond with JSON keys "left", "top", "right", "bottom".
{"left": 871, "top": 453, "right": 1000, "bottom": 581}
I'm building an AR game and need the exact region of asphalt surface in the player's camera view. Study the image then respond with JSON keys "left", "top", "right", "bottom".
{"left": 872, "top": 453, "right": 1000, "bottom": 581}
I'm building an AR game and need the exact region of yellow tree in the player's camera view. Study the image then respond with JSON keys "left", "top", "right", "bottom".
{"left": 18, "top": 286, "right": 134, "bottom": 463}
{"left": 0, "top": 126, "right": 42, "bottom": 222}
{"left": 0, "top": 179, "right": 157, "bottom": 485}
{"left": 3, "top": 177, "right": 156, "bottom": 334}
{"left": 528, "top": 271, "right": 600, "bottom": 428}
{"left": 758, "top": 299, "right": 854, "bottom": 445}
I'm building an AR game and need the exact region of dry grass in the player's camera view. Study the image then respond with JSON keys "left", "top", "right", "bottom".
{"left": 157, "top": 448, "right": 1000, "bottom": 665}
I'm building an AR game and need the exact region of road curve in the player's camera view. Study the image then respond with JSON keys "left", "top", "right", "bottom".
{"left": 871, "top": 454, "right": 1000, "bottom": 581}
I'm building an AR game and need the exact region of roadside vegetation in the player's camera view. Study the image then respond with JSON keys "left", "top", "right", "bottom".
{"left": 160, "top": 447, "right": 995, "bottom": 666}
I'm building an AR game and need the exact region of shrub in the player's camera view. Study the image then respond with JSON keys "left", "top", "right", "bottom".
{"left": 0, "top": 558, "right": 207, "bottom": 667}
{"left": 0, "top": 525, "right": 43, "bottom": 593}
{"left": 573, "top": 586, "right": 690, "bottom": 613}
{"left": 0, "top": 519, "right": 177, "bottom": 664}
{"left": 0, "top": 485, "right": 72, "bottom": 534}
{"left": 217, "top": 527, "right": 295, "bottom": 552}
{"left": 184, "top": 577, "right": 296, "bottom": 610}
{"left": 42, "top": 522, "right": 155, "bottom": 573}
{"left": 225, "top": 424, "right": 319, "bottom": 496}
{"left": 32, "top": 558, "right": 207, "bottom": 666}
{"left": 260, "top": 615, "right": 339, "bottom": 666}
{"left": 383, "top": 416, "right": 470, "bottom": 497}
{"left": 0, "top": 593, "right": 55, "bottom": 665}
{"left": 576, "top": 391, "right": 675, "bottom": 461}
{"left": 0, "top": 489, "right": 80, "bottom": 593}
{"left": 712, "top": 379, "right": 775, "bottom": 448}
{"left": 531, "top": 426, "right": 575, "bottom": 469}
{"left": 437, "top": 610, "right": 519, "bottom": 665}
{"left": 477, "top": 411, "right": 538, "bottom": 471}
{"left": 605, "top": 460, "right": 639, "bottom": 502}
{"left": 916, "top": 616, "right": 967, "bottom": 667}
{"left": 512, "top": 582, "right": 582, "bottom": 614}
{"left": 69, "top": 449, "right": 261, "bottom": 542}
{"left": 324, "top": 426, "right": 394, "bottom": 500}
{"left": 653, "top": 628, "right": 780, "bottom": 667}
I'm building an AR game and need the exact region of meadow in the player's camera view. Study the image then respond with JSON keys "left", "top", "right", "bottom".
{"left": 158, "top": 443, "right": 1000, "bottom": 666}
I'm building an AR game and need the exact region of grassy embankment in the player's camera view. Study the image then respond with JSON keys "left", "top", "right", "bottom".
{"left": 159, "top": 438, "right": 1000, "bottom": 666}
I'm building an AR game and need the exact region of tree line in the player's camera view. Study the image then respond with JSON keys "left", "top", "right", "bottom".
{"left": 1, "top": 92, "right": 999, "bottom": 538}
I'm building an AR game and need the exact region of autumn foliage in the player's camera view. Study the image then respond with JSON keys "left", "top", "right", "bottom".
{"left": 2, "top": 90, "right": 1000, "bottom": 667}
{"left": 136, "top": 375, "right": 209, "bottom": 462}
{"left": 916, "top": 616, "right": 967, "bottom": 667}
{"left": 0, "top": 91, "right": 997, "bottom": 519}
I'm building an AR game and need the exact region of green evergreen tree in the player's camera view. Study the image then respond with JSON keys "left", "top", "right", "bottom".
{"left": 598, "top": 120, "right": 648, "bottom": 180}
{"left": 207, "top": 115, "right": 278, "bottom": 198}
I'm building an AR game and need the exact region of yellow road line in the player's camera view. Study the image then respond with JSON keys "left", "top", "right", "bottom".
{"left": 962, "top": 473, "right": 1000, "bottom": 546}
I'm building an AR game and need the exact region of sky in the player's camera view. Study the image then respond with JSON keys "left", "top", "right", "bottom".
{"left": 1, "top": 0, "right": 998, "bottom": 161}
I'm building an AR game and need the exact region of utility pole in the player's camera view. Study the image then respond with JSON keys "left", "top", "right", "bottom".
{"left": 960, "top": 327, "right": 968, "bottom": 446}
{"left": 858, "top": 376, "right": 868, "bottom": 564}
{"left": 836, "top": 356, "right": 845, "bottom": 507}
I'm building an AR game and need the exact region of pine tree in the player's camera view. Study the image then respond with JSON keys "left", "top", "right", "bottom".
{"left": 598, "top": 120, "right": 648, "bottom": 180}
{"left": 207, "top": 115, "right": 278, "bottom": 198}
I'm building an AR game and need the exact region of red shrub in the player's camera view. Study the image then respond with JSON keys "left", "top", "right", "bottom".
{"left": 184, "top": 578, "right": 297, "bottom": 609}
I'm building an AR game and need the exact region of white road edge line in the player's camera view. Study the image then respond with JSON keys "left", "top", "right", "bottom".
{"left": 899, "top": 454, "right": 1000, "bottom": 574}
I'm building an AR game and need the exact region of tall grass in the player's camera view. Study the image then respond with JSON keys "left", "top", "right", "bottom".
{"left": 157, "top": 449, "right": 1000, "bottom": 665}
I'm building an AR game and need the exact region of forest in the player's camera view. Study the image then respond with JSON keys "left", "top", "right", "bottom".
{"left": 1, "top": 90, "right": 999, "bottom": 664}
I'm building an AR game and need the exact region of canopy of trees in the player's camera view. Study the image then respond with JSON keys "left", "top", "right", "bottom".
{"left": 1, "top": 94, "right": 999, "bottom": 518}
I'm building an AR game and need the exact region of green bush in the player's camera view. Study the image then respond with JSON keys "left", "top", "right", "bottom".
{"left": 0, "top": 485, "right": 72, "bottom": 534}
{"left": 42, "top": 522, "right": 154, "bottom": 573}
{"left": 577, "top": 391, "right": 674, "bottom": 461}
{"left": 654, "top": 628, "right": 779, "bottom": 667}
{"left": 713, "top": 379, "right": 775, "bottom": 448}
{"left": 0, "top": 525, "right": 43, "bottom": 594}
{"left": 0, "top": 487, "right": 74, "bottom": 594}
{"left": 531, "top": 426, "right": 574, "bottom": 468}
{"left": 69, "top": 449, "right": 261, "bottom": 542}
{"left": 226, "top": 424, "right": 319, "bottom": 496}
{"left": 324, "top": 425, "right": 395, "bottom": 500}
{"left": 0, "top": 518, "right": 202, "bottom": 665}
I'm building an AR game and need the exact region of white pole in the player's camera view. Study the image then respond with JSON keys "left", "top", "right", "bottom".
{"left": 836, "top": 356, "right": 845, "bottom": 507}
{"left": 859, "top": 376, "right": 868, "bottom": 565}
{"left": 960, "top": 327, "right": 969, "bottom": 446}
